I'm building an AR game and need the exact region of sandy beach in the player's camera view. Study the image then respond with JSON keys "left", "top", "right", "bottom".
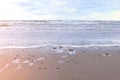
{"left": 0, "top": 46, "right": 120, "bottom": 80}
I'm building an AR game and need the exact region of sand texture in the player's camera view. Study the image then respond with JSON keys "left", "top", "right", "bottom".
{"left": 0, "top": 46, "right": 120, "bottom": 80}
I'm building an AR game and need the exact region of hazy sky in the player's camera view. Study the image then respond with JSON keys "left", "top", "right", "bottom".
{"left": 0, "top": 0, "right": 120, "bottom": 20}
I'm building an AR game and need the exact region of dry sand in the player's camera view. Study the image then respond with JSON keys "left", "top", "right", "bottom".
{"left": 0, "top": 46, "right": 120, "bottom": 80}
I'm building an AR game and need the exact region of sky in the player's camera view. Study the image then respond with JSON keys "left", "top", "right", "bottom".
{"left": 0, "top": 0, "right": 120, "bottom": 20}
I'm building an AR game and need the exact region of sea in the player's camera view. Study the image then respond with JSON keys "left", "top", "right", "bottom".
{"left": 0, "top": 20, "right": 120, "bottom": 48}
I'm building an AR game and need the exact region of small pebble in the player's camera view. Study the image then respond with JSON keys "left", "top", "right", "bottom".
{"left": 59, "top": 45, "right": 63, "bottom": 48}
{"left": 14, "top": 58, "right": 16, "bottom": 60}
{"left": 83, "top": 51, "right": 85, "bottom": 53}
{"left": 38, "top": 67, "right": 47, "bottom": 69}
{"left": 68, "top": 48, "right": 74, "bottom": 52}
{"left": 16, "top": 55, "right": 19, "bottom": 57}
{"left": 66, "top": 60, "right": 70, "bottom": 63}
{"left": 53, "top": 47, "right": 56, "bottom": 49}
{"left": 56, "top": 67, "right": 59, "bottom": 69}
{"left": 105, "top": 53, "right": 109, "bottom": 56}
{"left": 100, "top": 53, "right": 111, "bottom": 56}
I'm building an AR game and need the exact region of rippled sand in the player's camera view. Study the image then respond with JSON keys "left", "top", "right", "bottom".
{"left": 0, "top": 46, "right": 120, "bottom": 80}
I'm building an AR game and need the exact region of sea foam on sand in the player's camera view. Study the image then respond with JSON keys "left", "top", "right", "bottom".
{"left": 0, "top": 45, "right": 120, "bottom": 80}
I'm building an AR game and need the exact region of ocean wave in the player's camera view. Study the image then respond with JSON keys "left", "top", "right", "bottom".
{"left": 0, "top": 20, "right": 120, "bottom": 31}
{"left": 0, "top": 44, "right": 120, "bottom": 49}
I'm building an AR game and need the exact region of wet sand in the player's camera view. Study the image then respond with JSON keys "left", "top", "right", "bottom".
{"left": 0, "top": 46, "right": 120, "bottom": 80}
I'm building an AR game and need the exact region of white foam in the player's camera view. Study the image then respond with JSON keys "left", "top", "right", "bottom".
{"left": 58, "top": 44, "right": 120, "bottom": 48}
{"left": 29, "top": 63, "right": 34, "bottom": 66}
{"left": 68, "top": 51, "right": 76, "bottom": 54}
{"left": 0, "top": 45, "right": 47, "bottom": 49}
{"left": 4, "top": 64, "right": 10, "bottom": 69}
{"left": 34, "top": 57, "right": 45, "bottom": 62}
{"left": 0, "top": 44, "right": 120, "bottom": 49}
{"left": 22, "top": 60, "right": 30, "bottom": 63}
{"left": 55, "top": 50, "right": 64, "bottom": 53}
{"left": 11, "top": 59, "right": 20, "bottom": 64}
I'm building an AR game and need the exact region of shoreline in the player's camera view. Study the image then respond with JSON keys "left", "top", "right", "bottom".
{"left": 0, "top": 44, "right": 120, "bottom": 49}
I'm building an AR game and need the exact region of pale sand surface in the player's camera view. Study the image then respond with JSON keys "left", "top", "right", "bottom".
{"left": 0, "top": 46, "right": 120, "bottom": 80}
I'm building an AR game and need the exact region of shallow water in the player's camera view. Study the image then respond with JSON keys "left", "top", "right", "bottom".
{"left": 0, "top": 20, "right": 120, "bottom": 48}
